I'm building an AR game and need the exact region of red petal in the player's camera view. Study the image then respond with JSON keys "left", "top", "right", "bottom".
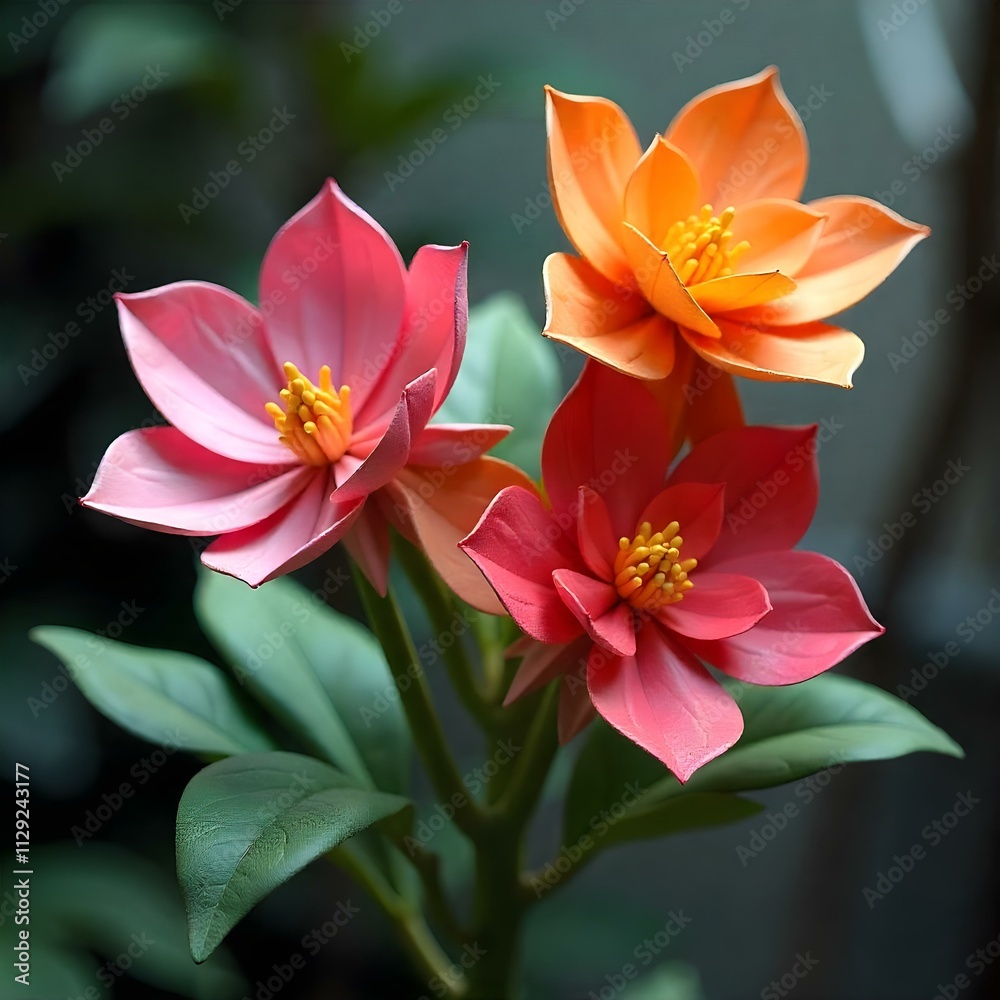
{"left": 635, "top": 481, "right": 726, "bottom": 561}
{"left": 658, "top": 570, "right": 771, "bottom": 640}
{"left": 552, "top": 569, "right": 635, "bottom": 657}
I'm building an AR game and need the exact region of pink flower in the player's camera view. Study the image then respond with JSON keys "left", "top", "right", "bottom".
{"left": 83, "top": 180, "right": 530, "bottom": 609}
{"left": 460, "top": 362, "right": 883, "bottom": 780}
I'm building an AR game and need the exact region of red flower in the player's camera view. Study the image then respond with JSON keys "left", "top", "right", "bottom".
{"left": 460, "top": 362, "right": 883, "bottom": 780}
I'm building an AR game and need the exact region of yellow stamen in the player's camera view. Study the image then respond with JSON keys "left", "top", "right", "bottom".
{"left": 613, "top": 519, "right": 697, "bottom": 611}
{"left": 662, "top": 204, "right": 750, "bottom": 287}
{"left": 266, "top": 362, "right": 353, "bottom": 466}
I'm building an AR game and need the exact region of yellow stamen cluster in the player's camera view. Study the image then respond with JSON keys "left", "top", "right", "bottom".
{"left": 265, "top": 362, "right": 353, "bottom": 466}
{"left": 613, "top": 520, "right": 697, "bottom": 612}
{"left": 662, "top": 204, "right": 750, "bottom": 285}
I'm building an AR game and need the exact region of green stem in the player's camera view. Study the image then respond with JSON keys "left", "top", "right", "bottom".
{"left": 393, "top": 536, "right": 496, "bottom": 731}
{"left": 353, "top": 567, "right": 481, "bottom": 836}
{"left": 406, "top": 842, "right": 469, "bottom": 944}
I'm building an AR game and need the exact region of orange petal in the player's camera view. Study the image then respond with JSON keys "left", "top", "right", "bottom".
{"left": 542, "top": 252, "right": 677, "bottom": 379}
{"left": 390, "top": 458, "right": 539, "bottom": 614}
{"left": 623, "top": 136, "right": 700, "bottom": 246}
{"left": 545, "top": 86, "right": 642, "bottom": 284}
{"left": 756, "top": 195, "right": 930, "bottom": 326}
{"left": 690, "top": 271, "right": 797, "bottom": 314}
{"left": 680, "top": 316, "right": 864, "bottom": 388}
{"left": 732, "top": 198, "right": 827, "bottom": 275}
{"left": 665, "top": 66, "right": 808, "bottom": 208}
{"left": 621, "top": 223, "right": 720, "bottom": 339}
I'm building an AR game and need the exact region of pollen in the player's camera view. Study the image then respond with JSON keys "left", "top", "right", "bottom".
{"left": 662, "top": 204, "right": 750, "bottom": 285}
{"left": 265, "top": 362, "right": 353, "bottom": 466}
{"left": 613, "top": 520, "right": 697, "bottom": 612}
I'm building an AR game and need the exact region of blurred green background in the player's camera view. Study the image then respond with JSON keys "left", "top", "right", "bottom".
{"left": 2, "top": 1, "right": 999, "bottom": 998}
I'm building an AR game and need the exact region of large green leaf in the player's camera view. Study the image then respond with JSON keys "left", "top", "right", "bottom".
{"left": 176, "top": 752, "right": 410, "bottom": 962}
{"left": 434, "top": 292, "right": 561, "bottom": 478}
{"left": 195, "top": 570, "right": 409, "bottom": 792}
{"left": 30, "top": 626, "right": 274, "bottom": 757}
{"left": 566, "top": 674, "right": 962, "bottom": 847}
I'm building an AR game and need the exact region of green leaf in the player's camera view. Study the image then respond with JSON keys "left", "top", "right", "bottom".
{"left": 30, "top": 844, "right": 244, "bottom": 999}
{"left": 176, "top": 752, "right": 410, "bottom": 962}
{"left": 434, "top": 292, "right": 561, "bottom": 478}
{"left": 30, "top": 626, "right": 274, "bottom": 757}
{"left": 194, "top": 570, "right": 409, "bottom": 792}
{"left": 566, "top": 674, "right": 962, "bottom": 848}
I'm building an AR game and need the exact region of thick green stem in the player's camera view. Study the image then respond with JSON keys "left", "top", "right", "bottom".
{"left": 353, "top": 567, "right": 480, "bottom": 836}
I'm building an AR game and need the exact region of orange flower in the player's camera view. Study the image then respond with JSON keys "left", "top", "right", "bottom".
{"left": 543, "top": 67, "right": 929, "bottom": 398}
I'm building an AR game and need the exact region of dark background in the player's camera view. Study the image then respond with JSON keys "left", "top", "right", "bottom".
{"left": 2, "top": 1, "right": 999, "bottom": 998}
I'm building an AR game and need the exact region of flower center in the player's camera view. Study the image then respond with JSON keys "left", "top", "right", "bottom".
{"left": 265, "top": 362, "right": 353, "bottom": 466}
{"left": 613, "top": 520, "right": 697, "bottom": 611}
{"left": 662, "top": 204, "right": 750, "bottom": 286}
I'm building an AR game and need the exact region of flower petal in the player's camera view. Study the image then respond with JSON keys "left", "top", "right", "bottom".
{"left": 623, "top": 137, "right": 700, "bottom": 246}
{"left": 690, "top": 271, "right": 797, "bottom": 314}
{"left": 658, "top": 570, "right": 771, "bottom": 640}
{"left": 559, "top": 678, "right": 598, "bottom": 743}
{"left": 116, "top": 283, "right": 289, "bottom": 464}
{"left": 342, "top": 500, "right": 391, "bottom": 596}
{"left": 635, "top": 482, "right": 726, "bottom": 561}
{"left": 407, "top": 422, "right": 511, "bottom": 468}
{"left": 545, "top": 86, "right": 642, "bottom": 283}
{"left": 552, "top": 568, "right": 635, "bottom": 657}
{"left": 504, "top": 635, "right": 591, "bottom": 705}
{"left": 390, "top": 456, "right": 538, "bottom": 614}
{"left": 621, "top": 223, "right": 721, "bottom": 339}
{"left": 680, "top": 316, "right": 864, "bottom": 388}
{"left": 587, "top": 625, "right": 744, "bottom": 782}
{"left": 669, "top": 425, "right": 819, "bottom": 564}
{"left": 758, "top": 195, "right": 930, "bottom": 325}
{"left": 577, "top": 487, "right": 618, "bottom": 579}
{"left": 684, "top": 550, "right": 884, "bottom": 684}
{"left": 683, "top": 358, "right": 745, "bottom": 445}
{"left": 201, "top": 470, "right": 363, "bottom": 587}
{"left": 542, "top": 361, "right": 677, "bottom": 536}
{"left": 334, "top": 370, "right": 437, "bottom": 504}
{"left": 460, "top": 485, "right": 584, "bottom": 641}
{"left": 732, "top": 198, "right": 828, "bottom": 275}
{"left": 81, "top": 427, "right": 314, "bottom": 535}
{"left": 357, "top": 243, "right": 468, "bottom": 426}
{"left": 542, "top": 253, "right": 676, "bottom": 380}
{"left": 665, "top": 66, "right": 808, "bottom": 207}
{"left": 258, "top": 179, "right": 407, "bottom": 402}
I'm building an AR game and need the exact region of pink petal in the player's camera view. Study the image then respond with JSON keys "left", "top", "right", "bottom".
{"left": 258, "top": 179, "right": 407, "bottom": 405}
{"left": 342, "top": 500, "right": 391, "bottom": 596}
{"left": 587, "top": 624, "right": 744, "bottom": 782}
{"left": 668, "top": 425, "right": 819, "bottom": 564}
{"left": 684, "top": 550, "right": 884, "bottom": 684}
{"left": 577, "top": 487, "right": 617, "bottom": 579}
{"left": 334, "top": 370, "right": 437, "bottom": 504}
{"left": 81, "top": 427, "right": 313, "bottom": 536}
{"left": 357, "top": 243, "right": 469, "bottom": 426}
{"left": 117, "top": 283, "right": 289, "bottom": 464}
{"left": 504, "top": 635, "right": 592, "bottom": 705}
{"left": 635, "top": 482, "right": 726, "bottom": 561}
{"left": 406, "top": 423, "right": 510, "bottom": 468}
{"left": 658, "top": 570, "right": 771, "bottom": 640}
{"left": 459, "top": 486, "right": 584, "bottom": 644}
{"left": 559, "top": 678, "right": 598, "bottom": 743}
{"left": 552, "top": 568, "right": 635, "bottom": 656}
{"left": 542, "top": 361, "right": 676, "bottom": 537}
{"left": 201, "top": 470, "right": 364, "bottom": 587}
